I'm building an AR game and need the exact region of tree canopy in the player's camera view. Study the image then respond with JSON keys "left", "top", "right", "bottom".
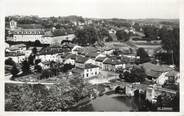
{"left": 136, "top": 48, "right": 150, "bottom": 64}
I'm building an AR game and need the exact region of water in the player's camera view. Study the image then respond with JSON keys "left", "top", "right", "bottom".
{"left": 72, "top": 94, "right": 138, "bottom": 111}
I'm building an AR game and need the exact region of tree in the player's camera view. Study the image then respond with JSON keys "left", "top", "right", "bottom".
{"left": 34, "top": 40, "right": 41, "bottom": 46}
{"left": 116, "top": 30, "right": 130, "bottom": 41}
{"left": 119, "top": 73, "right": 123, "bottom": 79}
{"left": 34, "top": 65, "right": 42, "bottom": 73}
{"left": 74, "top": 26, "right": 99, "bottom": 46}
{"left": 28, "top": 54, "right": 35, "bottom": 65}
{"left": 142, "top": 25, "right": 159, "bottom": 41}
{"left": 32, "top": 47, "right": 37, "bottom": 55}
{"left": 123, "top": 71, "right": 131, "bottom": 82}
{"left": 137, "top": 48, "right": 150, "bottom": 64}
{"left": 10, "top": 65, "right": 19, "bottom": 79}
{"left": 130, "top": 66, "right": 146, "bottom": 82}
{"left": 172, "top": 91, "right": 179, "bottom": 111}
{"left": 5, "top": 58, "right": 16, "bottom": 66}
{"left": 62, "top": 63, "right": 75, "bottom": 73}
{"left": 159, "top": 27, "right": 179, "bottom": 68}
{"left": 52, "top": 29, "right": 66, "bottom": 36}
{"left": 21, "top": 60, "right": 31, "bottom": 74}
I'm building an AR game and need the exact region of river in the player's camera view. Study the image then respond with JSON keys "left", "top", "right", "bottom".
{"left": 71, "top": 94, "right": 138, "bottom": 111}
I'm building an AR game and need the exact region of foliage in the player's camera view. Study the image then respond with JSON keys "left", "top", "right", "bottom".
{"left": 52, "top": 29, "right": 66, "bottom": 36}
{"left": 34, "top": 65, "right": 42, "bottom": 73}
{"left": 5, "top": 58, "right": 16, "bottom": 66}
{"left": 61, "top": 63, "right": 75, "bottom": 73}
{"left": 136, "top": 47, "right": 150, "bottom": 64}
{"left": 116, "top": 30, "right": 130, "bottom": 41}
{"left": 74, "top": 26, "right": 99, "bottom": 46}
{"left": 5, "top": 75, "right": 89, "bottom": 111}
{"left": 123, "top": 67, "right": 146, "bottom": 82}
{"left": 21, "top": 60, "right": 31, "bottom": 74}
{"left": 159, "top": 27, "right": 179, "bottom": 68}
{"left": 142, "top": 25, "right": 159, "bottom": 41}
{"left": 10, "top": 65, "right": 19, "bottom": 78}
{"left": 28, "top": 54, "right": 36, "bottom": 65}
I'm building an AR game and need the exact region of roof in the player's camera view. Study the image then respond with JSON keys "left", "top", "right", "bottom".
{"left": 8, "top": 44, "right": 26, "bottom": 51}
{"left": 84, "top": 63, "right": 99, "bottom": 69}
{"left": 65, "top": 53, "right": 77, "bottom": 60}
{"left": 12, "top": 29, "right": 45, "bottom": 35}
{"left": 103, "top": 58, "right": 123, "bottom": 65}
{"left": 72, "top": 68, "right": 84, "bottom": 74}
{"left": 81, "top": 46, "right": 99, "bottom": 55}
{"left": 165, "top": 70, "right": 179, "bottom": 77}
{"left": 141, "top": 62, "right": 173, "bottom": 78}
{"left": 75, "top": 55, "right": 88, "bottom": 63}
{"left": 85, "top": 52, "right": 99, "bottom": 58}
{"left": 18, "top": 24, "right": 43, "bottom": 29}
{"left": 95, "top": 57, "right": 106, "bottom": 62}
{"left": 5, "top": 52, "right": 25, "bottom": 57}
{"left": 39, "top": 46, "right": 63, "bottom": 55}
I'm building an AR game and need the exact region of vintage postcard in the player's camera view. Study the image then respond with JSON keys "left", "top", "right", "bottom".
{"left": 1, "top": 0, "right": 183, "bottom": 115}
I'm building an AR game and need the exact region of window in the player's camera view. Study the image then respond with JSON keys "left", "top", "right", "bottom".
{"left": 95, "top": 72, "right": 97, "bottom": 75}
{"left": 86, "top": 73, "right": 88, "bottom": 77}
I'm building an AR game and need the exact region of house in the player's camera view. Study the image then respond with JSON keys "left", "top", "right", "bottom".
{"left": 11, "top": 29, "right": 45, "bottom": 42}
{"left": 103, "top": 57, "right": 125, "bottom": 71}
{"left": 102, "top": 48, "right": 114, "bottom": 55}
{"left": 64, "top": 53, "right": 77, "bottom": 65}
{"left": 141, "top": 62, "right": 173, "bottom": 80}
{"left": 9, "top": 20, "right": 17, "bottom": 30}
{"left": 146, "top": 84, "right": 176, "bottom": 102}
{"left": 36, "top": 45, "right": 63, "bottom": 62}
{"left": 95, "top": 56, "right": 106, "bottom": 69}
{"left": 84, "top": 52, "right": 100, "bottom": 65}
{"left": 72, "top": 63, "right": 100, "bottom": 79}
{"left": 75, "top": 55, "right": 89, "bottom": 68}
{"left": 71, "top": 45, "right": 83, "bottom": 54}
{"left": 8, "top": 44, "right": 27, "bottom": 53}
{"left": 5, "top": 52, "right": 25, "bottom": 63}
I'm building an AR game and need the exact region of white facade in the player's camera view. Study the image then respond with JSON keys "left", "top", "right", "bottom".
{"left": 64, "top": 58, "right": 75, "bottom": 65}
{"left": 83, "top": 67, "right": 100, "bottom": 78}
{"left": 37, "top": 54, "right": 63, "bottom": 62}
{"left": 85, "top": 59, "right": 96, "bottom": 65}
{"left": 10, "top": 20, "right": 17, "bottom": 30}
{"left": 13, "top": 34, "right": 44, "bottom": 42}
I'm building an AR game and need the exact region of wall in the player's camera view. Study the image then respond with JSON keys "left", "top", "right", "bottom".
{"left": 83, "top": 67, "right": 99, "bottom": 78}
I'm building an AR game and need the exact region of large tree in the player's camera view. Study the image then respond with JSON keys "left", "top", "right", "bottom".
{"left": 136, "top": 47, "right": 150, "bottom": 64}
{"left": 159, "top": 27, "right": 179, "bottom": 68}
{"left": 21, "top": 60, "right": 31, "bottom": 74}
{"left": 74, "top": 26, "right": 99, "bottom": 46}
{"left": 116, "top": 30, "right": 130, "bottom": 42}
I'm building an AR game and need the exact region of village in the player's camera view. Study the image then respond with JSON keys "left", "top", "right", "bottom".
{"left": 5, "top": 15, "right": 180, "bottom": 111}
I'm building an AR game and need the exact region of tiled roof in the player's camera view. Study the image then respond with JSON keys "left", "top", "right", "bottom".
{"left": 5, "top": 52, "right": 25, "bottom": 57}
{"left": 65, "top": 53, "right": 77, "bottom": 60}
{"left": 103, "top": 58, "right": 123, "bottom": 65}
{"left": 39, "top": 46, "right": 63, "bottom": 55}
{"left": 84, "top": 63, "right": 99, "bottom": 69}
{"left": 95, "top": 57, "right": 106, "bottom": 62}
{"left": 72, "top": 68, "right": 84, "bottom": 74}
{"left": 85, "top": 52, "right": 99, "bottom": 58}
{"left": 141, "top": 62, "right": 173, "bottom": 78}
{"left": 75, "top": 55, "right": 88, "bottom": 63}
{"left": 8, "top": 44, "right": 26, "bottom": 51}
{"left": 12, "top": 29, "right": 45, "bottom": 35}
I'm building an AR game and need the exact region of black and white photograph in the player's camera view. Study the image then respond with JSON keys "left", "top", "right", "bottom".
{"left": 3, "top": 0, "right": 182, "bottom": 113}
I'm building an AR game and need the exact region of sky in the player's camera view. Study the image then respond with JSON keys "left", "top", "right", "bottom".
{"left": 3, "top": 0, "right": 180, "bottom": 19}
